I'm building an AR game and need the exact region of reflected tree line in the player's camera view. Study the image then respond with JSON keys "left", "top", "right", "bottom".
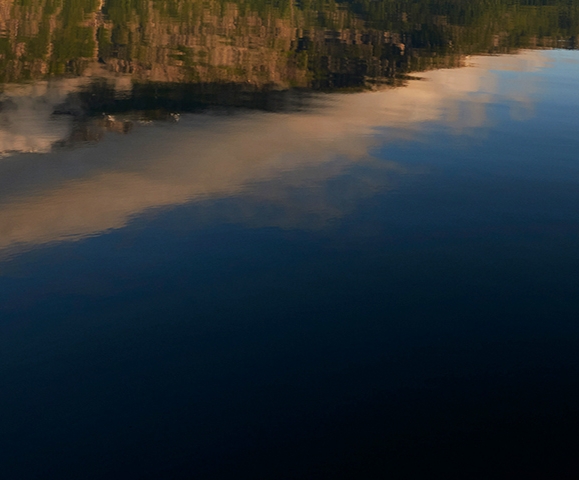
{"left": 0, "top": 0, "right": 577, "bottom": 151}
{"left": 0, "top": 0, "right": 577, "bottom": 87}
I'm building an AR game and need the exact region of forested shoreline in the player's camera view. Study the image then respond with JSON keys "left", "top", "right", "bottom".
{"left": 0, "top": 0, "right": 577, "bottom": 86}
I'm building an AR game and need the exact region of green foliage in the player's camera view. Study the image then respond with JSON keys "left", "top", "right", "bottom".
{"left": 0, "top": 0, "right": 577, "bottom": 84}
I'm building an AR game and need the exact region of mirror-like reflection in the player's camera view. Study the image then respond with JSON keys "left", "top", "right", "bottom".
{"left": 0, "top": 51, "right": 550, "bottom": 253}
{"left": 0, "top": 0, "right": 577, "bottom": 157}
{"left": 1, "top": 0, "right": 577, "bottom": 85}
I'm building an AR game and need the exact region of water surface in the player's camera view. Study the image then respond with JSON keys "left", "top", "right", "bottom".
{"left": 1, "top": 1, "right": 579, "bottom": 478}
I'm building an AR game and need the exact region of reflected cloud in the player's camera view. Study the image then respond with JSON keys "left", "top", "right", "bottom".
{"left": 0, "top": 80, "right": 82, "bottom": 156}
{"left": 0, "top": 51, "right": 550, "bottom": 255}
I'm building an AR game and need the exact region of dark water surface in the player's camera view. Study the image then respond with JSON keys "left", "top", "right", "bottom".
{"left": 1, "top": 1, "right": 579, "bottom": 478}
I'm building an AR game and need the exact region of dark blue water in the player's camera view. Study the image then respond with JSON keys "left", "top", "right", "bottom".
{"left": 1, "top": 50, "right": 579, "bottom": 478}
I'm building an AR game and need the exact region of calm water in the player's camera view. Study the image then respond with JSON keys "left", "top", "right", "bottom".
{"left": 1, "top": 1, "right": 579, "bottom": 478}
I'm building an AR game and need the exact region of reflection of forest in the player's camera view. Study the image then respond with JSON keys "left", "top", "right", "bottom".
{"left": 0, "top": 0, "right": 577, "bottom": 87}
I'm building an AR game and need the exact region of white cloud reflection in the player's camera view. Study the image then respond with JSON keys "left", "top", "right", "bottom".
{"left": 0, "top": 51, "right": 550, "bottom": 254}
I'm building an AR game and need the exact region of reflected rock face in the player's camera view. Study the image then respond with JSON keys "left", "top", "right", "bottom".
{"left": 0, "top": 0, "right": 576, "bottom": 156}
{"left": 0, "top": 0, "right": 577, "bottom": 86}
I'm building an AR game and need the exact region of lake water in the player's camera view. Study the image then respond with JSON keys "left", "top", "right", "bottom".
{"left": 1, "top": 1, "right": 579, "bottom": 478}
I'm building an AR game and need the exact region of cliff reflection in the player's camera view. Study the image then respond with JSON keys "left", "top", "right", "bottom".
{"left": 0, "top": 51, "right": 549, "bottom": 254}
{"left": 1, "top": 0, "right": 577, "bottom": 156}
{"left": 1, "top": 0, "right": 577, "bottom": 86}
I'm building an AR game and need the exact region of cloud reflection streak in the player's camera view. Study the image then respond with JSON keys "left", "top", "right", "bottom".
{"left": 0, "top": 51, "right": 548, "bottom": 254}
